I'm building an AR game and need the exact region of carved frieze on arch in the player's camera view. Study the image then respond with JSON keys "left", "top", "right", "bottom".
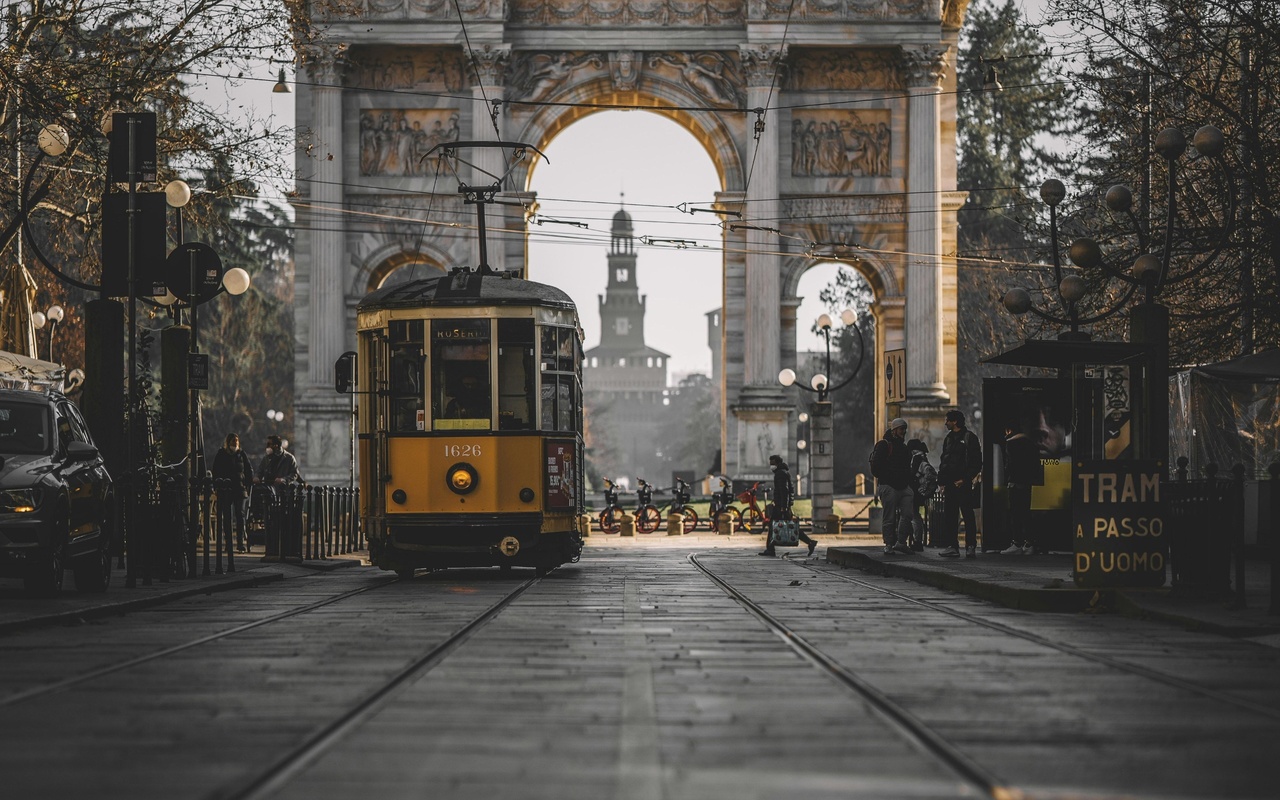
{"left": 749, "top": 0, "right": 932, "bottom": 21}
{"left": 786, "top": 49, "right": 904, "bottom": 92}
{"left": 508, "top": 0, "right": 744, "bottom": 26}
{"left": 347, "top": 45, "right": 466, "bottom": 92}
{"left": 508, "top": 50, "right": 744, "bottom": 108}
{"left": 329, "top": 0, "right": 502, "bottom": 22}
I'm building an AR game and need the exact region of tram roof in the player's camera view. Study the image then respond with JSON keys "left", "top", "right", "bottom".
{"left": 358, "top": 271, "right": 577, "bottom": 312}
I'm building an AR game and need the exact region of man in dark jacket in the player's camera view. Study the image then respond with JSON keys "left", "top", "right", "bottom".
{"left": 870, "top": 418, "right": 914, "bottom": 555}
{"left": 758, "top": 455, "right": 817, "bottom": 557}
{"left": 212, "top": 433, "right": 254, "bottom": 556}
{"left": 1000, "top": 422, "right": 1041, "bottom": 555}
{"left": 938, "top": 409, "right": 982, "bottom": 558}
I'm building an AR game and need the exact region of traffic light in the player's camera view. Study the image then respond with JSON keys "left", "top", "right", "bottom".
{"left": 335, "top": 351, "right": 357, "bottom": 394}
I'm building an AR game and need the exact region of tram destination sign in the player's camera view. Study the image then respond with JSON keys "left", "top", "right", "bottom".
{"left": 1073, "top": 460, "right": 1166, "bottom": 588}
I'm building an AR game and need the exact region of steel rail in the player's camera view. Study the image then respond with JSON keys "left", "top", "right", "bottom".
{"left": 688, "top": 554, "right": 1014, "bottom": 800}
{"left": 788, "top": 557, "right": 1280, "bottom": 724}
{"left": 0, "top": 577, "right": 398, "bottom": 708}
{"left": 226, "top": 574, "right": 541, "bottom": 800}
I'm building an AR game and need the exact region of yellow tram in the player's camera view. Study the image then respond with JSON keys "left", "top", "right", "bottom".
{"left": 354, "top": 269, "right": 585, "bottom": 576}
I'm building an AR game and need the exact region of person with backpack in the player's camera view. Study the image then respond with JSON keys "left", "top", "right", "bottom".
{"left": 938, "top": 409, "right": 983, "bottom": 558}
{"left": 869, "top": 418, "right": 914, "bottom": 555}
{"left": 906, "top": 438, "right": 937, "bottom": 551}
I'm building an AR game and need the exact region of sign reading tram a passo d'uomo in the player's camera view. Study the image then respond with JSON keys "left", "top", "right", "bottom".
{"left": 1073, "top": 460, "right": 1166, "bottom": 588}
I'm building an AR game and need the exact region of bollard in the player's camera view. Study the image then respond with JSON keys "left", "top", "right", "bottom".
{"left": 718, "top": 512, "right": 733, "bottom": 536}
{"left": 667, "top": 512, "right": 683, "bottom": 536}
{"left": 855, "top": 474, "right": 866, "bottom": 495}
{"left": 578, "top": 514, "right": 590, "bottom": 539}
{"left": 620, "top": 512, "right": 636, "bottom": 537}
{"left": 826, "top": 514, "right": 842, "bottom": 536}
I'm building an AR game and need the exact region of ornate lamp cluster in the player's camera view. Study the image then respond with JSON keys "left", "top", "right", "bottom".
{"left": 778, "top": 308, "right": 866, "bottom": 402}
{"left": 1001, "top": 125, "right": 1234, "bottom": 334}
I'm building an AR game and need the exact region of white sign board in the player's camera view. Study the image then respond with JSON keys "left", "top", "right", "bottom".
{"left": 885, "top": 349, "right": 906, "bottom": 404}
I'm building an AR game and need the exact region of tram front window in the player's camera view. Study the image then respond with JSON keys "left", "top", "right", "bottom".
{"left": 497, "top": 319, "right": 534, "bottom": 430}
{"left": 432, "top": 319, "right": 491, "bottom": 430}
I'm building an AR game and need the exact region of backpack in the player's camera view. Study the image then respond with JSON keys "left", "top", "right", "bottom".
{"left": 911, "top": 451, "right": 938, "bottom": 497}
{"left": 868, "top": 439, "right": 890, "bottom": 480}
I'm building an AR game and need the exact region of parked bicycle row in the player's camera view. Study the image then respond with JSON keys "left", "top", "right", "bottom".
{"left": 592, "top": 476, "right": 778, "bottom": 534}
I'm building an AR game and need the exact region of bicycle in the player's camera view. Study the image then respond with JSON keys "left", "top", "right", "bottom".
{"left": 734, "top": 482, "right": 769, "bottom": 533}
{"left": 633, "top": 478, "right": 660, "bottom": 533}
{"left": 635, "top": 477, "right": 700, "bottom": 533}
{"left": 597, "top": 478, "right": 624, "bottom": 534}
{"left": 705, "top": 479, "right": 743, "bottom": 533}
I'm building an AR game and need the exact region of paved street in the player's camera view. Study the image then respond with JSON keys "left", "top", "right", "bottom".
{"left": 2, "top": 535, "right": 1278, "bottom": 799}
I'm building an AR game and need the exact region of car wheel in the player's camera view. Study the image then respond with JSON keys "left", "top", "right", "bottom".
{"left": 24, "top": 545, "right": 65, "bottom": 596}
{"left": 73, "top": 548, "right": 112, "bottom": 593}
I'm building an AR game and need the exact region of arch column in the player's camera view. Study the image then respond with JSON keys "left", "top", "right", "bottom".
{"left": 738, "top": 43, "right": 787, "bottom": 399}
{"left": 467, "top": 45, "right": 510, "bottom": 273}
{"left": 305, "top": 45, "right": 348, "bottom": 388}
{"left": 902, "top": 45, "right": 951, "bottom": 406}
{"left": 293, "top": 44, "right": 357, "bottom": 485}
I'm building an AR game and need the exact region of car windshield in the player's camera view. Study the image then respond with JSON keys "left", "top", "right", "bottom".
{"left": 0, "top": 401, "right": 51, "bottom": 455}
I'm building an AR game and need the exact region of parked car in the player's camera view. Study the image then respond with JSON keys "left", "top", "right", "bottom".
{"left": 0, "top": 387, "right": 114, "bottom": 594}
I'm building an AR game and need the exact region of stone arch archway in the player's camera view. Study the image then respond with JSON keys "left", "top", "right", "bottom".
{"left": 292, "top": 5, "right": 968, "bottom": 482}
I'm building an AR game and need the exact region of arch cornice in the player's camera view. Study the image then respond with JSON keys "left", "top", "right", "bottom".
{"left": 780, "top": 252, "right": 897, "bottom": 304}
{"left": 508, "top": 76, "right": 745, "bottom": 192}
{"left": 353, "top": 242, "right": 451, "bottom": 296}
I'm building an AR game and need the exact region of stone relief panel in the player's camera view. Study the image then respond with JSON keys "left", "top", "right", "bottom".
{"left": 646, "top": 52, "right": 743, "bottom": 107}
{"left": 790, "top": 110, "right": 891, "bottom": 177}
{"left": 509, "top": 52, "right": 606, "bottom": 101}
{"left": 350, "top": 47, "right": 466, "bottom": 93}
{"left": 786, "top": 49, "right": 903, "bottom": 92}
{"left": 749, "top": 0, "right": 930, "bottom": 20}
{"left": 359, "top": 109, "right": 461, "bottom": 176}
{"left": 342, "top": 0, "right": 502, "bottom": 20}
{"left": 509, "top": 0, "right": 743, "bottom": 26}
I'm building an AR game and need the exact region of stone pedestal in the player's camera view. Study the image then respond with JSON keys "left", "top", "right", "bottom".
{"left": 807, "top": 401, "right": 834, "bottom": 531}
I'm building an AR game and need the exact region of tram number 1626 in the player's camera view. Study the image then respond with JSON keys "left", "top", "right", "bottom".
{"left": 444, "top": 444, "right": 482, "bottom": 458}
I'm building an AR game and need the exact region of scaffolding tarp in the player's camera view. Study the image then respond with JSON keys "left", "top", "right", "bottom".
{"left": 1171, "top": 349, "right": 1280, "bottom": 479}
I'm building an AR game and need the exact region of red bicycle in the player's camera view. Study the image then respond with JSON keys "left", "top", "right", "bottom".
{"left": 734, "top": 482, "right": 768, "bottom": 533}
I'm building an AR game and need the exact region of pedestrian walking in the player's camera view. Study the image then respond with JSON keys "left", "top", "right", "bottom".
{"left": 256, "top": 434, "right": 301, "bottom": 487}
{"left": 211, "top": 433, "right": 253, "bottom": 561}
{"left": 256, "top": 434, "right": 302, "bottom": 553}
{"left": 906, "top": 439, "right": 937, "bottom": 551}
{"left": 938, "top": 410, "right": 982, "bottom": 558}
{"left": 1000, "top": 422, "right": 1041, "bottom": 555}
{"left": 758, "top": 454, "right": 817, "bottom": 557}
{"left": 870, "top": 418, "right": 914, "bottom": 555}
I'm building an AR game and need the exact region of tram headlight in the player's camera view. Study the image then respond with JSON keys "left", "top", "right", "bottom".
{"left": 446, "top": 463, "right": 479, "bottom": 495}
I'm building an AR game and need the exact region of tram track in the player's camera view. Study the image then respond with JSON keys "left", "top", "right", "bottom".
{"left": 784, "top": 556, "right": 1280, "bottom": 724}
{"left": 224, "top": 573, "right": 540, "bottom": 800}
{"left": 0, "top": 576, "right": 399, "bottom": 708}
{"left": 688, "top": 553, "right": 1013, "bottom": 799}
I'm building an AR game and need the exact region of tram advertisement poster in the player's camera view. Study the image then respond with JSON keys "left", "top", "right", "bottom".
{"left": 1072, "top": 460, "right": 1166, "bottom": 588}
{"left": 545, "top": 441, "right": 576, "bottom": 509}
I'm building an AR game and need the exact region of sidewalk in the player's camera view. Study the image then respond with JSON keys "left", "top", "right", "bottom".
{"left": 0, "top": 551, "right": 365, "bottom": 636}
{"left": 826, "top": 545, "right": 1280, "bottom": 646}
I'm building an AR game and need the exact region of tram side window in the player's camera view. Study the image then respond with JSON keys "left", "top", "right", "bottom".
{"left": 557, "top": 375, "right": 574, "bottom": 432}
{"left": 538, "top": 324, "right": 579, "bottom": 433}
{"left": 388, "top": 320, "right": 424, "bottom": 432}
{"left": 540, "top": 326, "right": 558, "bottom": 373}
{"left": 432, "top": 319, "right": 491, "bottom": 430}
{"left": 497, "top": 319, "right": 534, "bottom": 431}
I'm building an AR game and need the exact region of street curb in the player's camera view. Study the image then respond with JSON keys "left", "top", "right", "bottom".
{"left": 0, "top": 571, "right": 285, "bottom": 637}
{"left": 824, "top": 547, "right": 1096, "bottom": 613}
{"left": 1110, "top": 592, "right": 1280, "bottom": 639}
{"left": 254, "top": 557, "right": 363, "bottom": 572}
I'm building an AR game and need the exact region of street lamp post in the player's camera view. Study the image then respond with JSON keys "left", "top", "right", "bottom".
{"left": 778, "top": 308, "right": 866, "bottom": 535}
{"left": 31, "top": 305, "right": 64, "bottom": 362}
{"left": 1003, "top": 126, "right": 1235, "bottom": 469}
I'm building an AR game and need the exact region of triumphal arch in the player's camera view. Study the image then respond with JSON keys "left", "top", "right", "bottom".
{"left": 293, "top": 0, "right": 970, "bottom": 484}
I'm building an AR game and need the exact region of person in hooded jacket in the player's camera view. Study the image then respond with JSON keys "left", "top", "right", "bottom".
{"left": 758, "top": 454, "right": 818, "bottom": 557}
{"left": 938, "top": 409, "right": 982, "bottom": 558}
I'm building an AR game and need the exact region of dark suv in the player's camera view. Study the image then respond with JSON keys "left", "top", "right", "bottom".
{"left": 0, "top": 388, "right": 114, "bottom": 594}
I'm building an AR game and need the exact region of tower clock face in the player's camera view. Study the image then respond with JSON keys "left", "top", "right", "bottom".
{"left": 616, "top": 317, "right": 630, "bottom": 335}
{"left": 616, "top": 268, "right": 628, "bottom": 283}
